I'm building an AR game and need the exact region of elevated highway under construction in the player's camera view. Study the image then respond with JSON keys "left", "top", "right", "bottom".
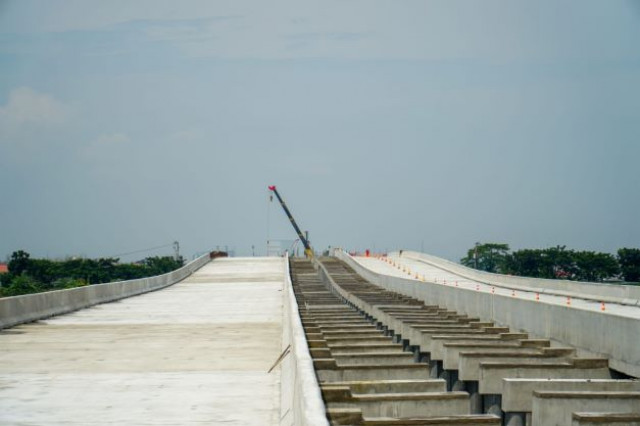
{"left": 1, "top": 249, "right": 639, "bottom": 426}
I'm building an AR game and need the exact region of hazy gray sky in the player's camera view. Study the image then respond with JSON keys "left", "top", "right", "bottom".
{"left": 1, "top": 0, "right": 639, "bottom": 261}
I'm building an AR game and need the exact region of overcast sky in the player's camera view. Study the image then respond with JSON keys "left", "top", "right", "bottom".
{"left": 0, "top": 0, "right": 639, "bottom": 262}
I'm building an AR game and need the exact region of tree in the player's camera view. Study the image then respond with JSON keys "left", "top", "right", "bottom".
{"left": 503, "top": 249, "right": 547, "bottom": 278}
{"left": 461, "top": 244, "right": 635, "bottom": 283}
{"left": 51, "top": 278, "right": 87, "bottom": 290}
{"left": 572, "top": 251, "right": 619, "bottom": 282}
{"left": 8, "top": 250, "right": 31, "bottom": 275}
{"left": 618, "top": 248, "right": 640, "bottom": 282}
{"left": 3, "top": 274, "right": 42, "bottom": 296}
{"left": 0, "top": 252, "right": 184, "bottom": 298}
{"left": 141, "top": 256, "right": 184, "bottom": 275}
{"left": 461, "top": 243, "right": 510, "bottom": 273}
{"left": 542, "top": 246, "right": 577, "bottom": 279}
{"left": 0, "top": 272, "right": 11, "bottom": 287}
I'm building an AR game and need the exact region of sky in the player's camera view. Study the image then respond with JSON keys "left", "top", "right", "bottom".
{"left": 0, "top": 0, "right": 639, "bottom": 262}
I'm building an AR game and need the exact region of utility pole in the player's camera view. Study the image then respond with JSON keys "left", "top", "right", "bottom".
{"left": 474, "top": 242, "right": 480, "bottom": 270}
{"left": 173, "top": 241, "right": 180, "bottom": 261}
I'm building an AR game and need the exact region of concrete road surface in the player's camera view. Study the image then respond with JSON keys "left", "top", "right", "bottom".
{"left": 0, "top": 257, "right": 284, "bottom": 425}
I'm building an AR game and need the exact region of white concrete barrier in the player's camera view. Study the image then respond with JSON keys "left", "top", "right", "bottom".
{"left": 335, "top": 250, "right": 640, "bottom": 379}
{"left": 0, "top": 254, "right": 212, "bottom": 329}
{"left": 397, "top": 251, "right": 640, "bottom": 306}
{"left": 280, "top": 257, "right": 330, "bottom": 426}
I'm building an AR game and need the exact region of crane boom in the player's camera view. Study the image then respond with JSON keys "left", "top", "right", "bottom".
{"left": 268, "top": 185, "right": 313, "bottom": 257}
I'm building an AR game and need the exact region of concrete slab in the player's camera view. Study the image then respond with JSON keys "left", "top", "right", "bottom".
{"left": 0, "top": 257, "right": 284, "bottom": 425}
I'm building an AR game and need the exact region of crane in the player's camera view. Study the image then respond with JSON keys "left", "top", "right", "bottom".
{"left": 268, "top": 185, "right": 313, "bottom": 258}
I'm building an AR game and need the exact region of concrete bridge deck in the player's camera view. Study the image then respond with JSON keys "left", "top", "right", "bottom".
{"left": 2, "top": 250, "right": 639, "bottom": 426}
{"left": 0, "top": 257, "right": 284, "bottom": 425}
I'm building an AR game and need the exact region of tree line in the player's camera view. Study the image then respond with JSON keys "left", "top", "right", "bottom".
{"left": 460, "top": 243, "right": 640, "bottom": 283}
{"left": 0, "top": 250, "right": 185, "bottom": 297}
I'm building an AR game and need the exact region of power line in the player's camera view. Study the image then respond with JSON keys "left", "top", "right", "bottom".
{"left": 107, "top": 243, "right": 175, "bottom": 259}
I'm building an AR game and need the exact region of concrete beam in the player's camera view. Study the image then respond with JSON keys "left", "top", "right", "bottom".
{"left": 531, "top": 391, "right": 640, "bottom": 426}
{"left": 479, "top": 361, "right": 612, "bottom": 394}
{"left": 458, "top": 349, "right": 575, "bottom": 381}
{"left": 328, "top": 391, "right": 471, "bottom": 418}
{"left": 322, "top": 379, "right": 447, "bottom": 394}
{"left": 572, "top": 412, "right": 640, "bottom": 426}
{"left": 502, "top": 378, "right": 640, "bottom": 413}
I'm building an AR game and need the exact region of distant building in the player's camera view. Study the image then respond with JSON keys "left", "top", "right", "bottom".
{"left": 0, "top": 263, "right": 8, "bottom": 274}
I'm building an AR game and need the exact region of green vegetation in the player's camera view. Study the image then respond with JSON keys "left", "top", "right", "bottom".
{"left": 461, "top": 243, "right": 510, "bottom": 273}
{"left": 617, "top": 248, "right": 640, "bottom": 282}
{"left": 0, "top": 250, "right": 184, "bottom": 297}
{"left": 461, "top": 243, "right": 639, "bottom": 283}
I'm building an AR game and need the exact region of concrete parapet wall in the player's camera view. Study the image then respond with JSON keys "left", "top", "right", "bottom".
{"left": 0, "top": 254, "right": 211, "bottom": 329}
{"left": 335, "top": 250, "right": 640, "bottom": 379}
{"left": 395, "top": 250, "right": 640, "bottom": 305}
{"left": 280, "top": 258, "right": 330, "bottom": 426}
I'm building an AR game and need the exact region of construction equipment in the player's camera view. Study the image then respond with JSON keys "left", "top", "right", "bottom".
{"left": 268, "top": 185, "right": 313, "bottom": 258}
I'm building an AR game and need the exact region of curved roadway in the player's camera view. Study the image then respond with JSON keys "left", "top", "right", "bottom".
{"left": 352, "top": 254, "right": 640, "bottom": 320}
